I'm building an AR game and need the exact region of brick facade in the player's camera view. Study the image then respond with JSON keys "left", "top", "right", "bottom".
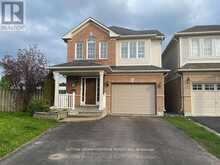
{"left": 67, "top": 22, "right": 116, "bottom": 65}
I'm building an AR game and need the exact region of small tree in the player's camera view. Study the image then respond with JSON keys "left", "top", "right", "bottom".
{"left": 0, "top": 76, "right": 10, "bottom": 90}
{"left": 0, "top": 46, "right": 48, "bottom": 110}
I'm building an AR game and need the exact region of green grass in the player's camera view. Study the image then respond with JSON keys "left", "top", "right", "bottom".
{"left": 0, "top": 112, "right": 57, "bottom": 157}
{"left": 165, "top": 116, "right": 220, "bottom": 158}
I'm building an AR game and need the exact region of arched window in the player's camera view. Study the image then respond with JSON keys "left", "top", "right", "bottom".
{"left": 87, "top": 35, "right": 96, "bottom": 59}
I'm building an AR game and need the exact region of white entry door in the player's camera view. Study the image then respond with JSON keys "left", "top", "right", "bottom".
{"left": 192, "top": 83, "right": 220, "bottom": 116}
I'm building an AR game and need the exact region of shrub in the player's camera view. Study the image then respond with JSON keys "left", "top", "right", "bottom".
{"left": 27, "top": 99, "right": 50, "bottom": 115}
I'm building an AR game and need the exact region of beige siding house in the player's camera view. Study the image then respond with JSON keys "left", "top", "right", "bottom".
{"left": 49, "top": 17, "right": 168, "bottom": 116}
{"left": 163, "top": 25, "right": 220, "bottom": 116}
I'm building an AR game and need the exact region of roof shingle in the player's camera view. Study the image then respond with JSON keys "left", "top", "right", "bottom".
{"left": 108, "top": 26, "right": 164, "bottom": 36}
{"left": 178, "top": 25, "right": 220, "bottom": 33}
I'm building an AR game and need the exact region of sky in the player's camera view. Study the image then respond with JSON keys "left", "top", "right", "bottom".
{"left": 0, "top": 0, "right": 220, "bottom": 73}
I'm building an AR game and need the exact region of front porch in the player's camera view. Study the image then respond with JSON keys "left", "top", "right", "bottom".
{"left": 52, "top": 70, "right": 106, "bottom": 117}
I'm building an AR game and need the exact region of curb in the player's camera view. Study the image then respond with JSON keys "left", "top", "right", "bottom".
{"left": 191, "top": 119, "right": 220, "bottom": 138}
{"left": 0, "top": 127, "right": 56, "bottom": 161}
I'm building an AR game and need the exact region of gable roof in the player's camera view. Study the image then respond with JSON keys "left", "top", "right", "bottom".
{"left": 62, "top": 17, "right": 119, "bottom": 40}
{"left": 108, "top": 26, "right": 164, "bottom": 37}
{"left": 62, "top": 17, "right": 164, "bottom": 41}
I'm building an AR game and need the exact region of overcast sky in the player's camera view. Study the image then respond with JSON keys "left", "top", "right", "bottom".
{"left": 0, "top": 0, "right": 220, "bottom": 67}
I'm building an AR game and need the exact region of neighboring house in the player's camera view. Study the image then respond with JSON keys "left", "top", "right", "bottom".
{"left": 162, "top": 25, "right": 220, "bottom": 116}
{"left": 49, "top": 17, "right": 168, "bottom": 116}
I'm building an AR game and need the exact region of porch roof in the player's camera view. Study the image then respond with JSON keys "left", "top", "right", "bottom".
{"left": 178, "top": 63, "right": 220, "bottom": 72}
{"left": 48, "top": 61, "right": 111, "bottom": 72}
{"left": 49, "top": 61, "right": 169, "bottom": 73}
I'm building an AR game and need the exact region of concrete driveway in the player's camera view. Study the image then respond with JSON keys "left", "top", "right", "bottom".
{"left": 192, "top": 117, "right": 220, "bottom": 133}
{"left": 1, "top": 117, "right": 219, "bottom": 165}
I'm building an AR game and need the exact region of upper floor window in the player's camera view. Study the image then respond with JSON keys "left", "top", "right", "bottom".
{"left": 204, "top": 39, "right": 212, "bottom": 56}
{"left": 215, "top": 39, "right": 220, "bottom": 56}
{"left": 87, "top": 36, "right": 96, "bottom": 59}
{"left": 121, "top": 40, "right": 145, "bottom": 59}
{"left": 138, "top": 40, "right": 145, "bottom": 58}
{"left": 99, "top": 41, "right": 108, "bottom": 59}
{"left": 191, "top": 39, "right": 200, "bottom": 57}
{"left": 121, "top": 41, "right": 129, "bottom": 58}
{"left": 130, "top": 41, "right": 137, "bottom": 58}
{"left": 75, "top": 42, "right": 83, "bottom": 60}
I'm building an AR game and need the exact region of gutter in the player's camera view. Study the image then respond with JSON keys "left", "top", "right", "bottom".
{"left": 48, "top": 65, "right": 111, "bottom": 70}
{"left": 111, "top": 69, "right": 170, "bottom": 73}
{"left": 175, "top": 31, "right": 220, "bottom": 36}
{"left": 178, "top": 68, "right": 220, "bottom": 72}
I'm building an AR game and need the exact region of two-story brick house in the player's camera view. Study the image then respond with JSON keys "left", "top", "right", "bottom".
{"left": 163, "top": 25, "right": 220, "bottom": 116}
{"left": 49, "top": 17, "right": 168, "bottom": 116}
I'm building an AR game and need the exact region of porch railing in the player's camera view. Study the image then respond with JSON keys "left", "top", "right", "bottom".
{"left": 57, "top": 92, "right": 75, "bottom": 109}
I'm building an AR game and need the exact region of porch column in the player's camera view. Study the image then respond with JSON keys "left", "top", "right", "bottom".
{"left": 53, "top": 72, "right": 60, "bottom": 107}
{"left": 99, "top": 71, "right": 104, "bottom": 110}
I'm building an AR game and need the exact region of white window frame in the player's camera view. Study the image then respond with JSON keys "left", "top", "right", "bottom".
{"left": 87, "top": 37, "right": 96, "bottom": 60}
{"left": 191, "top": 38, "right": 200, "bottom": 57}
{"left": 99, "top": 41, "right": 108, "bottom": 59}
{"left": 192, "top": 83, "right": 203, "bottom": 90}
{"left": 203, "top": 38, "right": 213, "bottom": 56}
{"left": 215, "top": 39, "right": 220, "bottom": 56}
{"left": 120, "top": 40, "right": 145, "bottom": 59}
{"left": 75, "top": 42, "right": 83, "bottom": 60}
{"left": 121, "top": 41, "right": 129, "bottom": 59}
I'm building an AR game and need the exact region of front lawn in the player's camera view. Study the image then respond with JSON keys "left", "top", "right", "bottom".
{"left": 0, "top": 112, "right": 57, "bottom": 158}
{"left": 165, "top": 116, "right": 220, "bottom": 158}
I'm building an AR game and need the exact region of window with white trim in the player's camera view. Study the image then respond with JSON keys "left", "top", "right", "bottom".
{"left": 87, "top": 36, "right": 96, "bottom": 59}
{"left": 205, "top": 84, "right": 215, "bottom": 90}
{"left": 191, "top": 39, "right": 200, "bottom": 57}
{"left": 120, "top": 40, "right": 145, "bottom": 59}
{"left": 99, "top": 41, "right": 108, "bottom": 59}
{"left": 215, "top": 39, "right": 220, "bottom": 56}
{"left": 130, "top": 41, "right": 137, "bottom": 58}
{"left": 204, "top": 39, "right": 212, "bottom": 56}
{"left": 192, "top": 84, "right": 202, "bottom": 90}
{"left": 121, "top": 41, "right": 129, "bottom": 58}
{"left": 75, "top": 42, "right": 83, "bottom": 59}
{"left": 138, "top": 40, "right": 145, "bottom": 58}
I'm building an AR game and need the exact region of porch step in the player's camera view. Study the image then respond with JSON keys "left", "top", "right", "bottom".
{"left": 68, "top": 111, "right": 102, "bottom": 117}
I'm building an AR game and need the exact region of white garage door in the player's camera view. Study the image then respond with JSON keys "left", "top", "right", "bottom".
{"left": 111, "top": 84, "right": 155, "bottom": 115}
{"left": 192, "top": 83, "right": 220, "bottom": 116}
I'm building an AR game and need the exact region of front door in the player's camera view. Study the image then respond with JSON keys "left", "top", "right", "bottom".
{"left": 85, "top": 78, "right": 96, "bottom": 104}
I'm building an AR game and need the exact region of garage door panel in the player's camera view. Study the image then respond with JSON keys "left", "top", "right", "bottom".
{"left": 192, "top": 83, "right": 220, "bottom": 116}
{"left": 112, "top": 84, "right": 155, "bottom": 115}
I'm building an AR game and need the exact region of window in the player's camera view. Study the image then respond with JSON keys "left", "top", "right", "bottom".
{"left": 217, "top": 84, "right": 220, "bottom": 90}
{"left": 59, "top": 90, "right": 66, "bottom": 94}
{"left": 121, "top": 41, "right": 129, "bottom": 58}
{"left": 87, "top": 36, "right": 96, "bottom": 59}
{"left": 138, "top": 40, "right": 145, "bottom": 58}
{"left": 215, "top": 39, "right": 220, "bottom": 56}
{"left": 75, "top": 42, "right": 83, "bottom": 59}
{"left": 192, "top": 39, "right": 200, "bottom": 57}
{"left": 204, "top": 39, "right": 212, "bottom": 56}
{"left": 121, "top": 40, "right": 145, "bottom": 59}
{"left": 99, "top": 41, "right": 108, "bottom": 59}
{"left": 205, "top": 84, "right": 215, "bottom": 90}
{"left": 130, "top": 41, "right": 137, "bottom": 58}
{"left": 193, "top": 84, "right": 202, "bottom": 90}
